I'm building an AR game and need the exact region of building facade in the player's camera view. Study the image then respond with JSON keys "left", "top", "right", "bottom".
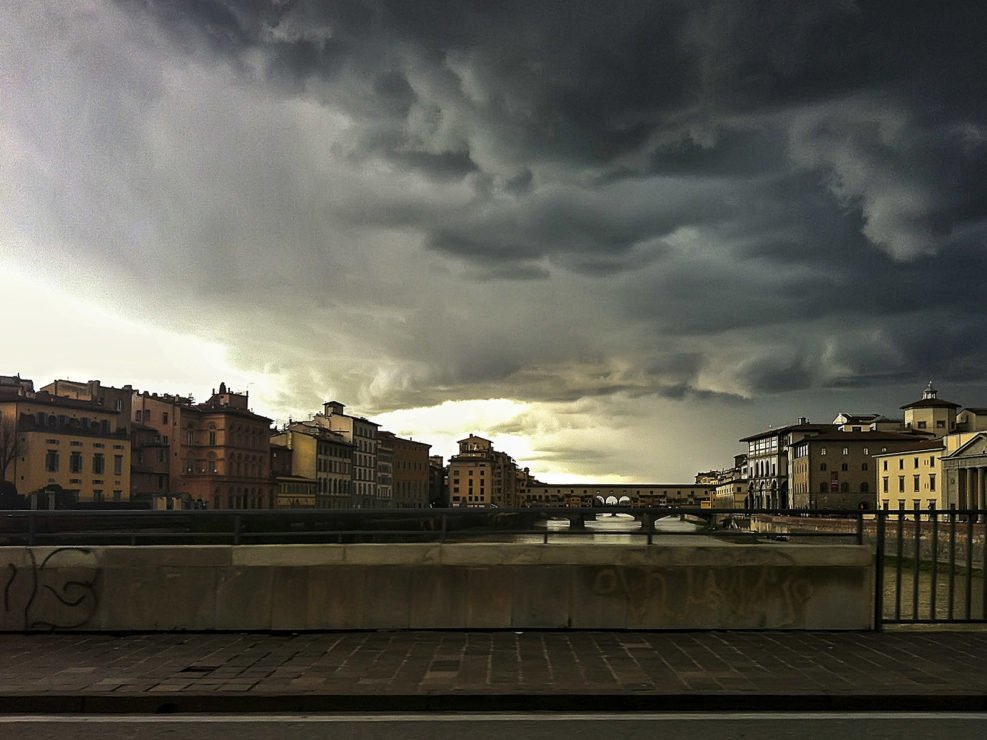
{"left": 1, "top": 381, "right": 131, "bottom": 503}
{"left": 873, "top": 439, "right": 947, "bottom": 512}
{"left": 306, "top": 402, "right": 379, "bottom": 508}
{"left": 447, "top": 435, "right": 522, "bottom": 507}
{"left": 789, "top": 431, "right": 928, "bottom": 510}
{"left": 177, "top": 383, "right": 274, "bottom": 509}
{"left": 741, "top": 420, "right": 835, "bottom": 509}
{"left": 270, "top": 422, "right": 354, "bottom": 508}
{"left": 386, "top": 433, "right": 431, "bottom": 508}
{"left": 942, "top": 432, "right": 987, "bottom": 510}
{"left": 901, "top": 382, "right": 961, "bottom": 435}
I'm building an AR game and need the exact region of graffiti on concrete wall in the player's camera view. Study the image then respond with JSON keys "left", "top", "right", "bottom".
{"left": 2, "top": 548, "right": 99, "bottom": 630}
{"left": 590, "top": 565, "right": 815, "bottom": 628}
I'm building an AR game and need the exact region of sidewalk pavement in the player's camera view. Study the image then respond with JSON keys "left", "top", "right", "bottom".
{"left": 1, "top": 629, "right": 987, "bottom": 713}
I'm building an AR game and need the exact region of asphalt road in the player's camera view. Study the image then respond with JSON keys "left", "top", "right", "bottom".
{"left": 2, "top": 713, "right": 986, "bottom": 739}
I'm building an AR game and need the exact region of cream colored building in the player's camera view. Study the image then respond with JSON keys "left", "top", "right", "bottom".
{"left": 901, "top": 382, "right": 961, "bottom": 435}
{"left": 942, "top": 432, "right": 987, "bottom": 510}
{"left": 305, "top": 402, "right": 379, "bottom": 508}
{"left": 270, "top": 422, "right": 353, "bottom": 508}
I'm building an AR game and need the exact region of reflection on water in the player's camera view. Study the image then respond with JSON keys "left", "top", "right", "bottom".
{"left": 883, "top": 564, "right": 985, "bottom": 621}
{"left": 483, "top": 533, "right": 646, "bottom": 544}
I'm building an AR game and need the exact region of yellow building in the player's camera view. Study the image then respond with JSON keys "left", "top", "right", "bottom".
{"left": 876, "top": 431, "right": 985, "bottom": 513}
{"left": 1, "top": 382, "right": 131, "bottom": 503}
{"left": 874, "top": 439, "right": 947, "bottom": 512}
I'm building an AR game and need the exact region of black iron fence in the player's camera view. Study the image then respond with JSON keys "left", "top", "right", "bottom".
{"left": 874, "top": 504, "right": 986, "bottom": 628}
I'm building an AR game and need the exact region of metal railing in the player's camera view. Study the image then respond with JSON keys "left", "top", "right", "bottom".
{"left": 874, "top": 503, "right": 986, "bottom": 629}
{"left": 0, "top": 506, "right": 867, "bottom": 547}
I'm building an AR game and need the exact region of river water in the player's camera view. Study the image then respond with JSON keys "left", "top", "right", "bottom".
{"left": 882, "top": 563, "right": 985, "bottom": 621}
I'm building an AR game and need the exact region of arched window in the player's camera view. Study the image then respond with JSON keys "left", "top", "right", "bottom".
{"left": 860, "top": 482, "right": 869, "bottom": 493}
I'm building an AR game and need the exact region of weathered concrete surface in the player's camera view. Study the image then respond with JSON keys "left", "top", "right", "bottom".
{"left": 0, "top": 543, "right": 873, "bottom": 631}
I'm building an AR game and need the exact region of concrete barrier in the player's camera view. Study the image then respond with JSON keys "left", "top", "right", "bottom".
{"left": 0, "top": 542, "right": 873, "bottom": 631}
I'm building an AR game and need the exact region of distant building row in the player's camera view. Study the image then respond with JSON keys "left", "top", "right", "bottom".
{"left": 706, "top": 383, "right": 987, "bottom": 512}
{"left": 0, "top": 375, "right": 438, "bottom": 510}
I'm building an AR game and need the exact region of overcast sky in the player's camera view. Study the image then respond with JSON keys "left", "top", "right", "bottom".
{"left": 3, "top": 1, "right": 987, "bottom": 482}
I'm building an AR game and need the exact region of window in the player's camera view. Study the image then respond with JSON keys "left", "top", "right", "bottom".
{"left": 918, "top": 421, "right": 927, "bottom": 429}
{"left": 882, "top": 460, "right": 888, "bottom": 471}
{"left": 914, "top": 458, "right": 919, "bottom": 468}
{"left": 861, "top": 482, "right": 869, "bottom": 493}
{"left": 929, "top": 474, "right": 936, "bottom": 492}
{"left": 820, "top": 483, "right": 828, "bottom": 493}
{"left": 209, "top": 431, "right": 216, "bottom": 446}
{"left": 45, "top": 450, "right": 59, "bottom": 472}
{"left": 842, "top": 447, "right": 849, "bottom": 456}
{"left": 936, "top": 420, "right": 945, "bottom": 429}
{"left": 820, "top": 462, "right": 827, "bottom": 471}
{"left": 841, "top": 463, "right": 848, "bottom": 472}
{"left": 69, "top": 452, "right": 83, "bottom": 473}
{"left": 898, "top": 476, "right": 905, "bottom": 493}
{"left": 861, "top": 463, "right": 868, "bottom": 471}
{"left": 840, "top": 482, "right": 849, "bottom": 493}
{"left": 145, "top": 410, "right": 152, "bottom": 423}
{"left": 135, "top": 410, "right": 142, "bottom": 422}
{"left": 863, "top": 448, "right": 869, "bottom": 455}
{"left": 882, "top": 477, "right": 889, "bottom": 493}
{"left": 163, "top": 412, "right": 169, "bottom": 424}
{"left": 899, "top": 459, "right": 904, "bottom": 469}
{"left": 92, "top": 454, "right": 105, "bottom": 475}
{"left": 114, "top": 455, "right": 123, "bottom": 475}
{"left": 913, "top": 475, "right": 920, "bottom": 491}
{"left": 820, "top": 448, "right": 827, "bottom": 456}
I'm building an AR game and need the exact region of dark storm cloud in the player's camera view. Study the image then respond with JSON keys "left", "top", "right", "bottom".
{"left": 6, "top": 0, "right": 987, "bottom": 427}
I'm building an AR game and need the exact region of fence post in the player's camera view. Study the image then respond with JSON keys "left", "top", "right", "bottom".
{"left": 874, "top": 509, "right": 885, "bottom": 631}
{"left": 912, "top": 501, "right": 921, "bottom": 620}
{"left": 929, "top": 503, "right": 939, "bottom": 621}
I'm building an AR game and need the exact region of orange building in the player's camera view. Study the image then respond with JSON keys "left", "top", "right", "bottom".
{"left": 177, "top": 383, "right": 274, "bottom": 509}
{"left": 447, "top": 435, "right": 521, "bottom": 507}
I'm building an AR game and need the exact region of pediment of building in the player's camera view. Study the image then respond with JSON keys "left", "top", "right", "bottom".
{"left": 945, "top": 433, "right": 987, "bottom": 459}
